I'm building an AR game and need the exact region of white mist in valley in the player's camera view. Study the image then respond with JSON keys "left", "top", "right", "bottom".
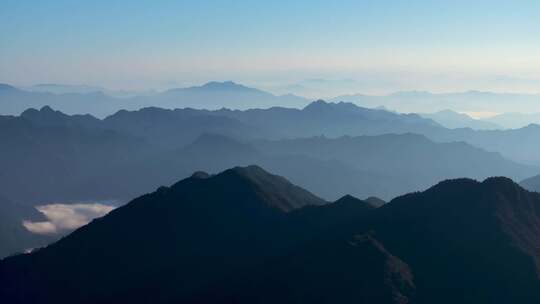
{"left": 22, "top": 202, "right": 118, "bottom": 235}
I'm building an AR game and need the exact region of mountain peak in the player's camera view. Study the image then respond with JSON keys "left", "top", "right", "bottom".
{"left": 365, "top": 196, "right": 386, "bottom": 207}
{"left": 303, "top": 100, "right": 370, "bottom": 113}
{"left": 40, "top": 105, "right": 55, "bottom": 113}
{"left": 190, "top": 171, "right": 211, "bottom": 179}
{"left": 303, "top": 99, "right": 332, "bottom": 110}
{"left": 334, "top": 194, "right": 376, "bottom": 209}
{"left": 217, "top": 165, "right": 326, "bottom": 211}
{"left": 21, "top": 105, "right": 63, "bottom": 118}
{"left": 199, "top": 81, "right": 254, "bottom": 91}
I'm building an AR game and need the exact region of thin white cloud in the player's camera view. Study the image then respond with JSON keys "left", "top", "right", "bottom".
{"left": 23, "top": 203, "right": 116, "bottom": 235}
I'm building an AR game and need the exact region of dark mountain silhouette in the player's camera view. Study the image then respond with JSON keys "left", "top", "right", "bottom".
{"left": 188, "top": 234, "right": 415, "bottom": 304}
{"left": 0, "top": 166, "right": 328, "bottom": 303}
{"left": 363, "top": 177, "right": 540, "bottom": 303}
{"left": 3, "top": 167, "right": 540, "bottom": 303}
{"left": 365, "top": 196, "right": 387, "bottom": 207}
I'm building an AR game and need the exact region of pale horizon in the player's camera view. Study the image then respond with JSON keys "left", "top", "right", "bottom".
{"left": 2, "top": 1, "right": 540, "bottom": 97}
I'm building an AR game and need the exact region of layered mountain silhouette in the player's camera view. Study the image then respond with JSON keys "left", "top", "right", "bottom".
{"left": 137, "top": 81, "right": 308, "bottom": 110}
{"left": 485, "top": 112, "right": 540, "bottom": 129}
{"left": 12, "top": 99, "right": 540, "bottom": 165}
{"left": 208, "top": 99, "right": 441, "bottom": 139}
{"left": 520, "top": 174, "right": 540, "bottom": 193}
{"left": 331, "top": 90, "right": 540, "bottom": 115}
{"left": 2, "top": 106, "right": 537, "bottom": 206}
{"left": 2, "top": 166, "right": 540, "bottom": 303}
{"left": 253, "top": 133, "right": 537, "bottom": 195}
{"left": 0, "top": 81, "right": 308, "bottom": 117}
{"left": 420, "top": 109, "right": 501, "bottom": 130}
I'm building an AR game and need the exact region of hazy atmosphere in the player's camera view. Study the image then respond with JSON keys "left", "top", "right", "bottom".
{"left": 2, "top": 1, "right": 540, "bottom": 96}
{"left": 2, "top": 1, "right": 540, "bottom": 303}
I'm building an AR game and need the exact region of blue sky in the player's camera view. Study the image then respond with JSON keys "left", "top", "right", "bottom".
{"left": 1, "top": 0, "right": 540, "bottom": 94}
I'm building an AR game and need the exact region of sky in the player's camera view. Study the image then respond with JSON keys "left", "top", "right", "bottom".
{"left": 1, "top": 0, "right": 540, "bottom": 96}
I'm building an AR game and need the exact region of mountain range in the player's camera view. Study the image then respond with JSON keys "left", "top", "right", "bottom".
{"left": 485, "top": 112, "right": 540, "bottom": 129}
{"left": 2, "top": 166, "right": 540, "bottom": 303}
{"left": 5, "top": 82, "right": 540, "bottom": 129}
{"left": 0, "top": 82, "right": 308, "bottom": 117}
{"left": 1, "top": 105, "right": 536, "bottom": 208}
{"left": 420, "top": 109, "right": 501, "bottom": 130}
{"left": 331, "top": 90, "right": 540, "bottom": 115}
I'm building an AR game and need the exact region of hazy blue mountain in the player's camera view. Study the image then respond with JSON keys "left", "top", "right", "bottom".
{"left": 0, "top": 81, "right": 309, "bottom": 117}
{"left": 25, "top": 84, "right": 106, "bottom": 94}
{"left": 0, "top": 83, "right": 125, "bottom": 117}
{"left": 4, "top": 106, "right": 539, "bottom": 204}
{"left": 102, "top": 106, "right": 269, "bottom": 147}
{"left": 0, "top": 114, "right": 147, "bottom": 204}
{"left": 421, "top": 109, "right": 502, "bottom": 130}
{"left": 484, "top": 112, "right": 540, "bottom": 129}
{"left": 254, "top": 133, "right": 537, "bottom": 191}
{"left": 135, "top": 81, "right": 309, "bottom": 110}
{"left": 3, "top": 167, "right": 540, "bottom": 303}
{"left": 23, "top": 83, "right": 156, "bottom": 98}
{"left": 209, "top": 100, "right": 442, "bottom": 139}
{"left": 424, "top": 124, "right": 540, "bottom": 166}
{"left": 520, "top": 174, "right": 540, "bottom": 193}
{"left": 331, "top": 90, "right": 540, "bottom": 114}
{"left": 101, "top": 102, "right": 540, "bottom": 166}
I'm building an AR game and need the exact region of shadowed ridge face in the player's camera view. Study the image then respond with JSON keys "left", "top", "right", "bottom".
{"left": 189, "top": 170, "right": 211, "bottom": 179}
{"left": 187, "top": 233, "right": 416, "bottom": 304}
{"left": 3, "top": 170, "right": 540, "bottom": 303}
{"left": 371, "top": 177, "right": 540, "bottom": 304}
{"left": 333, "top": 194, "right": 377, "bottom": 209}
{"left": 480, "top": 177, "right": 540, "bottom": 275}
{"left": 219, "top": 165, "right": 327, "bottom": 212}
{"left": 365, "top": 196, "right": 386, "bottom": 207}
{"left": 0, "top": 166, "right": 326, "bottom": 304}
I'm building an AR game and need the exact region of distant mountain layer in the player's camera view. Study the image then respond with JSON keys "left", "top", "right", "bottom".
{"left": 331, "top": 90, "right": 540, "bottom": 114}
{"left": 1, "top": 105, "right": 536, "bottom": 207}
{"left": 2, "top": 167, "right": 540, "bottom": 303}
{"left": 484, "top": 112, "right": 540, "bottom": 129}
{"left": 520, "top": 174, "right": 540, "bottom": 193}
{"left": 0, "top": 81, "right": 308, "bottom": 117}
{"left": 420, "top": 109, "right": 501, "bottom": 130}
{"left": 6, "top": 81, "right": 540, "bottom": 164}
